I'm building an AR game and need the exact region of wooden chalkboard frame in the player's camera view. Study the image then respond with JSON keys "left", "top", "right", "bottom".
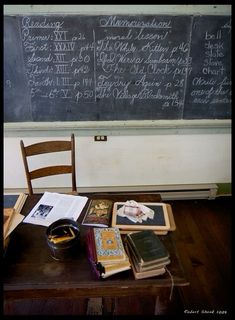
{"left": 111, "top": 202, "right": 171, "bottom": 231}
{"left": 4, "top": 119, "right": 231, "bottom": 138}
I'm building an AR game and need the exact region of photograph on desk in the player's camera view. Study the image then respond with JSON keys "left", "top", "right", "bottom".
{"left": 82, "top": 199, "right": 113, "bottom": 227}
{"left": 85, "top": 227, "right": 131, "bottom": 279}
{"left": 112, "top": 201, "right": 175, "bottom": 234}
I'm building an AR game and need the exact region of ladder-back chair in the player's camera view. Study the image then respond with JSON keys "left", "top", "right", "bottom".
{"left": 20, "top": 134, "right": 77, "bottom": 195}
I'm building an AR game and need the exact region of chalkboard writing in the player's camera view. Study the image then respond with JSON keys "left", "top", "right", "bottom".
{"left": 184, "top": 15, "right": 231, "bottom": 119}
{"left": 4, "top": 14, "right": 231, "bottom": 122}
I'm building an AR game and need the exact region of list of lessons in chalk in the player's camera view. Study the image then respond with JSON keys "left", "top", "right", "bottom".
{"left": 4, "top": 14, "right": 231, "bottom": 121}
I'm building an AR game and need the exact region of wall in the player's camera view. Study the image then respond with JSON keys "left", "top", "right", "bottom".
{"left": 4, "top": 134, "right": 231, "bottom": 191}
{"left": 4, "top": 5, "right": 231, "bottom": 194}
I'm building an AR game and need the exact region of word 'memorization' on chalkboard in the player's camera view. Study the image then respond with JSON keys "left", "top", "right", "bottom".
{"left": 4, "top": 14, "right": 231, "bottom": 122}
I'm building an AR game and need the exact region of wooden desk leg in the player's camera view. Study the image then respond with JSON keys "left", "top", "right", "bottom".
{"left": 86, "top": 297, "right": 103, "bottom": 315}
{"left": 154, "top": 287, "right": 172, "bottom": 315}
{"left": 102, "top": 297, "right": 116, "bottom": 315}
{"left": 86, "top": 297, "right": 116, "bottom": 315}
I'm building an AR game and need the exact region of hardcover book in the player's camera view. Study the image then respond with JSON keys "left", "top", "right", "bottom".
{"left": 86, "top": 228, "right": 102, "bottom": 279}
{"left": 126, "top": 239, "right": 170, "bottom": 272}
{"left": 82, "top": 199, "right": 113, "bottom": 227}
{"left": 126, "top": 230, "right": 169, "bottom": 266}
{"left": 94, "top": 227, "right": 127, "bottom": 264}
{"left": 125, "top": 245, "right": 166, "bottom": 280}
{"left": 86, "top": 227, "right": 131, "bottom": 279}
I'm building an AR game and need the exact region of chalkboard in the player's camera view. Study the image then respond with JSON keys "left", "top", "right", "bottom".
{"left": 184, "top": 15, "right": 231, "bottom": 119}
{"left": 4, "top": 14, "right": 231, "bottom": 122}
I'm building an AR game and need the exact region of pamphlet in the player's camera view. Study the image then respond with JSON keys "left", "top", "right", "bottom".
{"left": 23, "top": 192, "right": 88, "bottom": 227}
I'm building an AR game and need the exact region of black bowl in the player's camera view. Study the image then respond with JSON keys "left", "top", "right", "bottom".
{"left": 46, "top": 218, "right": 80, "bottom": 261}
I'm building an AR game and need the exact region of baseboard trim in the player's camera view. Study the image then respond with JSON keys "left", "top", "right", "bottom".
{"left": 4, "top": 183, "right": 218, "bottom": 200}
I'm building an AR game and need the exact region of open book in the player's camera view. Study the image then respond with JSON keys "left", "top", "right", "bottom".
{"left": 23, "top": 192, "right": 88, "bottom": 227}
{"left": 4, "top": 193, "right": 28, "bottom": 249}
{"left": 4, "top": 208, "right": 15, "bottom": 240}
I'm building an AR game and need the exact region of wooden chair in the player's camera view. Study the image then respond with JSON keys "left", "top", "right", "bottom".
{"left": 20, "top": 134, "right": 77, "bottom": 195}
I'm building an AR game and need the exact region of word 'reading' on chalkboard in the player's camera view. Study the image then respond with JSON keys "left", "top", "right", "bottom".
{"left": 4, "top": 14, "right": 231, "bottom": 122}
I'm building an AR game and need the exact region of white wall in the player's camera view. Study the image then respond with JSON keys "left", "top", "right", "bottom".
{"left": 4, "top": 134, "right": 231, "bottom": 191}
{"left": 4, "top": 5, "right": 231, "bottom": 192}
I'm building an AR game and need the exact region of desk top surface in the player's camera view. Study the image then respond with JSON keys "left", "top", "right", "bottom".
{"left": 4, "top": 193, "right": 189, "bottom": 298}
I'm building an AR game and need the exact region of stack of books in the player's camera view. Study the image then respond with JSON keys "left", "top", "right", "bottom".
{"left": 125, "top": 230, "right": 170, "bottom": 279}
{"left": 86, "top": 227, "right": 131, "bottom": 279}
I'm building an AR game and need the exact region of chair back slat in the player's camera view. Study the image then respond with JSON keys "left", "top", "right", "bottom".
{"left": 30, "top": 165, "right": 73, "bottom": 180}
{"left": 25, "top": 141, "right": 72, "bottom": 156}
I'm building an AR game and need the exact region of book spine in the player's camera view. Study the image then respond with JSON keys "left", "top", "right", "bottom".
{"left": 126, "top": 233, "right": 144, "bottom": 264}
{"left": 85, "top": 229, "right": 101, "bottom": 279}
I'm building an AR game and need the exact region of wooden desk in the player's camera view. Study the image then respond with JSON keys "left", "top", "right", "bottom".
{"left": 4, "top": 193, "right": 189, "bottom": 315}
